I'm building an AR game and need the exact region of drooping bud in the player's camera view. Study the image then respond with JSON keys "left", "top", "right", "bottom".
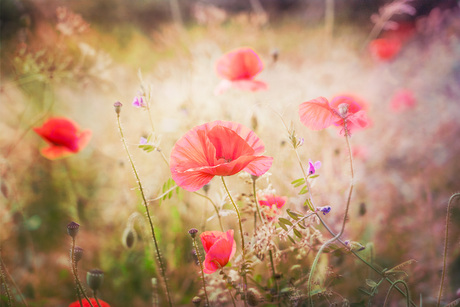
{"left": 67, "top": 221, "right": 80, "bottom": 238}
{"left": 86, "top": 269, "right": 104, "bottom": 291}
{"left": 113, "top": 101, "right": 123, "bottom": 115}
{"left": 188, "top": 228, "right": 199, "bottom": 239}
{"left": 271, "top": 48, "right": 279, "bottom": 63}
{"left": 247, "top": 288, "right": 261, "bottom": 306}
{"left": 73, "top": 246, "right": 84, "bottom": 263}
{"left": 192, "top": 296, "right": 202, "bottom": 306}
{"left": 122, "top": 227, "right": 137, "bottom": 249}
{"left": 202, "top": 183, "right": 210, "bottom": 194}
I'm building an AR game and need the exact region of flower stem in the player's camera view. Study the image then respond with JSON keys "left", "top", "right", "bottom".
{"left": 221, "top": 176, "right": 248, "bottom": 307}
{"left": 193, "top": 192, "right": 225, "bottom": 232}
{"left": 116, "top": 114, "right": 173, "bottom": 307}
{"left": 0, "top": 250, "right": 13, "bottom": 307}
{"left": 437, "top": 192, "right": 460, "bottom": 307}
{"left": 269, "top": 249, "right": 280, "bottom": 304}
{"left": 70, "top": 238, "right": 92, "bottom": 306}
{"left": 252, "top": 177, "right": 264, "bottom": 224}
{"left": 191, "top": 237, "right": 210, "bottom": 307}
{"left": 93, "top": 290, "right": 103, "bottom": 307}
{"left": 383, "top": 280, "right": 410, "bottom": 307}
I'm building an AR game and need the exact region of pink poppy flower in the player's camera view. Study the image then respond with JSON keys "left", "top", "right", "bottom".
{"left": 69, "top": 298, "right": 111, "bottom": 307}
{"left": 214, "top": 47, "right": 268, "bottom": 95}
{"left": 200, "top": 230, "right": 236, "bottom": 274}
{"left": 390, "top": 89, "right": 416, "bottom": 112}
{"left": 33, "top": 117, "right": 92, "bottom": 160}
{"left": 299, "top": 95, "right": 370, "bottom": 135}
{"left": 258, "top": 194, "right": 287, "bottom": 221}
{"left": 170, "top": 121, "right": 273, "bottom": 192}
{"left": 369, "top": 38, "right": 401, "bottom": 61}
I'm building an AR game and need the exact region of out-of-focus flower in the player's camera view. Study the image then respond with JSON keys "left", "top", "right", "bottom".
{"left": 299, "top": 95, "right": 370, "bottom": 136}
{"left": 308, "top": 159, "right": 321, "bottom": 175}
{"left": 170, "top": 121, "right": 273, "bottom": 192}
{"left": 369, "top": 38, "right": 402, "bottom": 61}
{"left": 316, "top": 206, "right": 331, "bottom": 215}
{"left": 200, "top": 230, "right": 236, "bottom": 274}
{"left": 352, "top": 146, "right": 369, "bottom": 161}
{"left": 214, "top": 47, "right": 268, "bottom": 95}
{"left": 132, "top": 95, "right": 147, "bottom": 108}
{"left": 33, "top": 117, "right": 92, "bottom": 160}
{"left": 69, "top": 298, "right": 110, "bottom": 307}
{"left": 56, "top": 7, "right": 89, "bottom": 36}
{"left": 390, "top": 89, "right": 416, "bottom": 112}
{"left": 258, "top": 194, "right": 287, "bottom": 221}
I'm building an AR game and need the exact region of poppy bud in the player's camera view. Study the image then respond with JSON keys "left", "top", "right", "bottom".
{"left": 86, "top": 269, "right": 104, "bottom": 291}
{"left": 247, "top": 288, "right": 261, "bottom": 306}
{"left": 337, "top": 103, "right": 349, "bottom": 118}
{"left": 271, "top": 48, "right": 279, "bottom": 63}
{"left": 73, "top": 246, "right": 84, "bottom": 263}
{"left": 122, "top": 227, "right": 137, "bottom": 249}
{"left": 188, "top": 228, "right": 199, "bottom": 239}
{"left": 202, "top": 183, "right": 210, "bottom": 194}
{"left": 113, "top": 101, "right": 123, "bottom": 115}
{"left": 67, "top": 222, "right": 80, "bottom": 238}
{"left": 192, "top": 296, "right": 202, "bottom": 306}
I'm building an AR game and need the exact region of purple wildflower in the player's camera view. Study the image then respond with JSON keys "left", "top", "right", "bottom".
{"left": 139, "top": 137, "right": 148, "bottom": 145}
{"left": 132, "top": 96, "right": 146, "bottom": 108}
{"left": 316, "top": 206, "right": 331, "bottom": 215}
{"left": 308, "top": 159, "right": 321, "bottom": 175}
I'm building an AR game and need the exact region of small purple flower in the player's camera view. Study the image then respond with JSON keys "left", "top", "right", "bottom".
{"left": 139, "top": 137, "right": 148, "bottom": 145}
{"left": 316, "top": 206, "right": 331, "bottom": 215}
{"left": 308, "top": 159, "right": 321, "bottom": 175}
{"left": 132, "top": 96, "right": 146, "bottom": 108}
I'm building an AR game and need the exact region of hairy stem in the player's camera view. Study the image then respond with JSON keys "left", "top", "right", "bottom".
{"left": 252, "top": 177, "right": 264, "bottom": 225}
{"left": 383, "top": 280, "right": 410, "bottom": 307}
{"left": 116, "top": 114, "right": 173, "bottom": 307}
{"left": 221, "top": 177, "right": 248, "bottom": 307}
{"left": 191, "top": 237, "right": 210, "bottom": 307}
{"left": 437, "top": 192, "right": 460, "bottom": 307}
{"left": 71, "top": 238, "right": 92, "bottom": 306}
{"left": 0, "top": 251, "right": 13, "bottom": 307}
{"left": 93, "top": 290, "right": 103, "bottom": 307}
{"left": 269, "top": 249, "right": 280, "bottom": 304}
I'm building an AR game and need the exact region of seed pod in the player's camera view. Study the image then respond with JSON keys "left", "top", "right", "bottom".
{"left": 67, "top": 222, "right": 80, "bottom": 238}
{"left": 87, "top": 269, "right": 104, "bottom": 291}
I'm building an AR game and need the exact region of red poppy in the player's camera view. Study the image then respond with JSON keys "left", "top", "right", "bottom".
{"left": 299, "top": 95, "right": 370, "bottom": 135}
{"left": 369, "top": 38, "right": 402, "bottom": 61}
{"left": 200, "top": 230, "right": 236, "bottom": 274}
{"left": 390, "top": 89, "right": 416, "bottom": 112}
{"left": 170, "top": 121, "right": 273, "bottom": 192}
{"left": 69, "top": 298, "right": 110, "bottom": 307}
{"left": 214, "top": 47, "right": 268, "bottom": 95}
{"left": 259, "top": 194, "right": 287, "bottom": 221}
{"left": 33, "top": 117, "right": 92, "bottom": 160}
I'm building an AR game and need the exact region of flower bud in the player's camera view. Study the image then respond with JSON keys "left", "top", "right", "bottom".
{"left": 86, "top": 269, "right": 104, "bottom": 291}
{"left": 247, "top": 288, "right": 261, "bottom": 306}
{"left": 122, "top": 227, "right": 137, "bottom": 249}
{"left": 202, "top": 183, "right": 210, "bottom": 194}
{"left": 73, "top": 246, "right": 84, "bottom": 263}
{"left": 188, "top": 228, "right": 198, "bottom": 238}
{"left": 192, "top": 296, "right": 202, "bottom": 306}
{"left": 113, "top": 101, "right": 123, "bottom": 115}
{"left": 67, "top": 221, "right": 80, "bottom": 238}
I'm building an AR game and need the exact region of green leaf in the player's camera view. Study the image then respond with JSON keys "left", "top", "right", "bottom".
{"left": 278, "top": 222, "right": 288, "bottom": 231}
{"left": 287, "top": 235, "right": 296, "bottom": 244}
{"left": 299, "top": 185, "right": 309, "bottom": 195}
{"left": 278, "top": 218, "right": 293, "bottom": 226}
{"left": 304, "top": 198, "right": 315, "bottom": 211}
{"left": 291, "top": 178, "right": 305, "bottom": 186}
{"left": 366, "top": 279, "right": 378, "bottom": 288}
{"left": 286, "top": 209, "right": 301, "bottom": 221}
{"left": 293, "top": 228, "right": 302, "bottom": 238}
{"left": 309, "top": 174, "right": 319, "bottom": 179}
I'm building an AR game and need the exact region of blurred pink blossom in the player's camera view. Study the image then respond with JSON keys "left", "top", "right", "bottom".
{"left": 390, "top": 89, "right": 416, "bottom": 112}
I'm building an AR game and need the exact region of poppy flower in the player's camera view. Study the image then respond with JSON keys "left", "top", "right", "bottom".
{"left": 258, "top": 194, "right": 287, "bottom": 221}
{"left": 33, "top": 117, "right": 92, "bottom": 160}
{"left": 214, "top": 47, "right": 268, "bottom": 95}
{"left": 69, "top": 298, "right": 111, "bottom": 307}
{"left": 299, "top": 95, "right": 370, "bottom": 135}
{"left": 200, "top": 230, "right": 236, "bottom": 274}
{"left": 170, "top": 120, "right": 273, "bottom": 192}
{"left": 369, "top": 38, "right": 402, "bottom": 61}
{"left": 389, "top": 89, "right": 416, "bottom": 112}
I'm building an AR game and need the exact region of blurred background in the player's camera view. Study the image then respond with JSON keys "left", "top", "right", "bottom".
{"left": 1, "top": 0, "right": 460, "bottom": 306}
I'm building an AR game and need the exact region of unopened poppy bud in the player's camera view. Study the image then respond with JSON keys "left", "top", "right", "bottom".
{"left": 247, "top": 288, "right": 261, "bottom": 306}
{"left": 73, "top": 246, "right": 84, "bottom": 263}
{"left": 338, "top": 103, "right": 349, "bottom": 117}
{"left": 271, "top": 48, "right": 279, "bottom": 63}
{"left": 188, "top": 228, "right": 198, "bottom": 238}
{"left": 202, "top": 183, "right": 210, "bottom": 194}
{"left": 192, "top": 296, "right": 202, "bottom": 306}
{"left": 86, "top": 269, "right": 104, "bottom": 291}
{"left": 67, "top": 221, "right": 80, "bottom": 238}
{"left": 122, "top": 227, "right": 137, "bottom": 249}
{"left": 113, "top": 101, "right": 123, "bottom": 114}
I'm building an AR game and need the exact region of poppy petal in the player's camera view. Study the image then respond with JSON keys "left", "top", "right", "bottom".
{"left": 231, "top": 79, "right": 268, "bottom": 92}
{"left": 243, "top": 155, "right": 273, "bottom": 177}
{"left": 299, "top": 97, "right": 337, "bottom": 130}
{"left": 41, "top": 146, "right": 75, "bottom": 160}
{"left": 207, "top": 125, "right": 255, "bottom": 162}
{"left": 216, "top": 47, "right": 263, "bottom": 81}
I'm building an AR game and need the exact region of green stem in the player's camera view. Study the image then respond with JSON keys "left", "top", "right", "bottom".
{"left": 437, "top": 192, "right": 460, "bottom": 307}
{"left": 383, "top": 280, "right": 410, "bottom": 307}
{"left": 193, "top": 192, "right": 225, "bottom": 232}
{"left": 71, "top": 238, "right": 92, "bottom": 306}
{"left": 93, "top": 290, "right": 103, "bottom": 307}
{"left": 116, "top": 114, "right": 173, "bottom": 307}
{"left": 269, "top": 250, "right": 280, "bottom": 305}
{"left": 0, "top": 250, "right": 13, "bottom": 307}
{"left": 191, "top": 237, "right": 210, "bottom": 307}
{"left": 221, "top": 177, "right": 248, "bottom": 307}
{"left": 252, "top": 177, "right": 264, "bottom": 224}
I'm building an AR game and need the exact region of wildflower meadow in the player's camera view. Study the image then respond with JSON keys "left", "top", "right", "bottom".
{"left": 1, "top": 0, "right": 460, "bottom": 306}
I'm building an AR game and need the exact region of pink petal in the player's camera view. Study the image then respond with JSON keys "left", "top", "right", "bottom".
{"left": 299, "top": 97, "right": 337, "bottom": 130}
{"left": 207, "top": 126, "right": 255, "bottom": 161}
{"left": 243, "top": 155, "right": 273, "bottom": 176}
{"left": 41, "top": 145, "right": 75, "bottom": 160}
{"left": 231, "top": 79, "right": 268, "bottom": 92}
{"left": 216, "top": 47, "right": 264, "bottom": 81}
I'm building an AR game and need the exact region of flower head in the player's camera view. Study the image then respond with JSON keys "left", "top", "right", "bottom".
{"left": 132, "top": 95, "right": 147, "bottom": 108}
{"left": 369, "top": 38, "right": 402, "bottom": 61}
{"left": 170, "top": 121, "right": 273, "bottom": 192}
{"left": 308, "top": 159, "right": 321, "bottom": 175}
{"left": 390, "top": 89, "right": 416, "bottom": 112}
{"left": 33, "top": 117, "right": 92, "bottom": 160}
{"left": 69, "top": 298, "right": 110, "bottom": 307}
{"left": 214, "top": 47, "right": 268, "bottom": 95}
{"left": 316, "top": 206, "right": 332, "bottom": 215}
{"left": 258, "top": 194, "right": 287, "bottom": 221}
{"left": 200, "top": 230, "right": 236, "bottom": 274}
{"left": 299, "top": 95, "right": 370, "bottom": 136}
